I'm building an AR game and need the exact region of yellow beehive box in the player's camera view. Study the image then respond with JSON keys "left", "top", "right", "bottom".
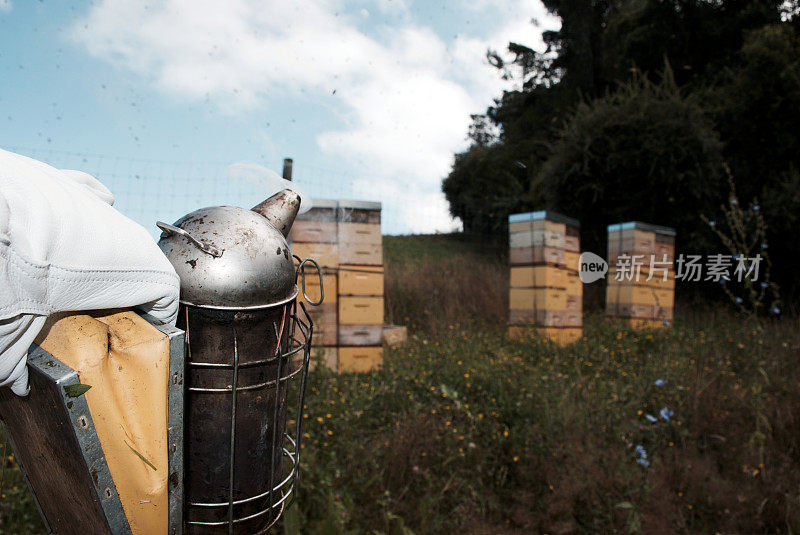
{"left": 509, "top": 246, "right": 565, "bottom": 266}
{"left": 338, "top": 265, "right": 384, "bottom": 295}
{"left": 298, "top": 273, "right": 337, "bottom": 305}
{"left": 508, "top": 219, "right": 566, "bottom": 233}
{"left": 382, "top": 325, "right": 408, "bottom": 346}
{"left": 509, "top": 309, "right": 566, "bottom": 326}
{"left": 339, "top": 243, "right": 382, "bottom": 265}
{"left": 509, "top": 229, "right": 566, "bottom": 249}
{"left": 564, "top": 251, "right": 581, "bottom": 273}
{"left": 608, "top": 268, "right": 675, "bottom": 290}
{"left": 292, "top": 242, "right": 339, "bottom": 269}
{"left": 606, "top": 284, "right": 673, "bottom": 308}
{"left": 509, "top": 265, "right": 567, "bottom": 289}
{"left": 607, "top": 222, "right": 676, "bottom": 264}
{"left": 654, "top": 242, "right": 675, "bottom": 262}
{"left": 608, "top": 231, "right": 654, "bottom": 261}
{"left": 640, "top": 271, "right": 675, "bottom": 290}
{"left": 508, "top": 309, "right": 581, "bottom": 328}
{"left": 509, "top": 288, "right": 567, "bottom": 311}
{"left": 338, "top": 222, "right": 382, "bottom": 245}
{"left": 565, "top": 271, "right": 582, "bottom": 296}
{"left": 655, "top": 231, "right": 676, "bottom": 259}
{"left": 290, "top": 221, "right": 337, "bottom": 243}
{"left": 338, "top": 346, "right": 383, "bottom": 372}
{"left": 339, "top": 296, "right": 385, "bottom": 325}
{"left": 296, "top": 302, "right": 338, "bottom": 346}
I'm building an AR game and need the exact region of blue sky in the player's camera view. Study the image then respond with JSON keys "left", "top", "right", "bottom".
{"left": 0, "top": 0, "right": 557, "bottom": 235}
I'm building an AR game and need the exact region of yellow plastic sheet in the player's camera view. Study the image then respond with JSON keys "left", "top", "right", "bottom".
{"left": 35, "top": 309, "right": 169, "bottom": 535}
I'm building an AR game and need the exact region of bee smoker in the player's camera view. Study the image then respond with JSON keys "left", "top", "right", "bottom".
{"left": 157, "top": 189, "right": 320, "bottom": 534}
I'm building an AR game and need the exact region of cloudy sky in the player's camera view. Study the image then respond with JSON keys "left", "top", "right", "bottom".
{"left": 0, "top": 0, "right": 558, "bottom": 234}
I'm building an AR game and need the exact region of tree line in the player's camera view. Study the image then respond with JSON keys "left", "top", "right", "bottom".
{"left": 443, "top": 0, "right": 800, "bottom": 300}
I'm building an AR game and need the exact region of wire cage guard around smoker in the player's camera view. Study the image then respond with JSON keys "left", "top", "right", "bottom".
{"left": 179, "top": 290, "right": 315, "bottom": 534}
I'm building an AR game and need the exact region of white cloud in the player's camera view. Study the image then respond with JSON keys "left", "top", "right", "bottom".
{"left": 70, "top": 0, "right": 558, "bottom": 233}
{"left": 0, "top": 0, "right": 12, "bottom": 13}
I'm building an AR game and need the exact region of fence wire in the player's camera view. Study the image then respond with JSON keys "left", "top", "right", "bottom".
{"left": 3, "top": 146, "right": 484, "bottom": 239}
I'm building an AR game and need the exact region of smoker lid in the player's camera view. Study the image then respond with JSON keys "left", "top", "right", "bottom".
{"left": 157, "top": 205, "right": 298, "bottom": 309}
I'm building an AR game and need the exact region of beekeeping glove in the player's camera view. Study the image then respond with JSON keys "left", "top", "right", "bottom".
{"left": 0, "top": 149, "right": 180, "bottom": 396}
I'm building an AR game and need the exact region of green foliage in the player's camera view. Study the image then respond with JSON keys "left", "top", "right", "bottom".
{"left": 281, "top": 311, "right": 800, "bottom": 533}
{"left": 383, "top": 234, "right": 506, "bottom": 333}
{"left": 278, "top": 238, "right": 800, "bottom": 533}
{"left": 444, "top": 0, "right": 800, "bottom": 299}
{"left": 701, "top": 169, "right": 781, "bottom": 324}
{"left": 63, "top": 383, "right": 91, "bottom": 398}
{"left": 710, "top": 24, "right": 800, "bottom": 296}
{"left": 601, "top": 0, "right": 783, "bottom": 88}
{"left": 442, "top": 143, "right": 530, "bottom": 237}
{"left": 0, "top": 432, "right": 45, "bottom": 534}
{"left": 537, "top": 65, "right": 724, "bottom": 255}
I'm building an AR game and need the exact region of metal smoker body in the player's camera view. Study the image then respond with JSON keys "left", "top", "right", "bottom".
{"left": 158, "top": 190, "right": 318, "bottom": 534}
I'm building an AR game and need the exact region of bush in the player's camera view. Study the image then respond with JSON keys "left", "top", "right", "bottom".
{"left": 535, "top": 64, "right": 725, "bottom": 257}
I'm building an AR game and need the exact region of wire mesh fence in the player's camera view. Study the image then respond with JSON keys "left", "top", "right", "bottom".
{"left": 3, "top": 146, "right": 495, "bottom": 240}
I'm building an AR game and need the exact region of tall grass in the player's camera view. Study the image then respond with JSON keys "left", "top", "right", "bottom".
{"left": 384, "top": 234, "right": 507, "bottom": 332}
{"left": 280, "top": 234, "right": 800, "bottom": 533}
{"left": 3, "top": 234, "right": 800, "bottom": 534}
{"left": 288, "top": 311, "right": 800, "bottom": 533}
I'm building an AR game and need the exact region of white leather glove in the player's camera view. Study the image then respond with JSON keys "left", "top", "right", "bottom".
{"left": 0, "top": 149, "right": 180, "bottom": 396}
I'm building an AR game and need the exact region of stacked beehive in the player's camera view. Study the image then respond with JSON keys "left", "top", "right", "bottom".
{"left": 290, "top": 199, "right": 384, "bottom": 372}
{"left": 291, "top": 200, "right": 340, "bottom": 370}
{"left": 606, "top": 222, "right": 676, "bottom": 329}
{"left": 508, "top": 211, "right": 582, "bottom": 345}
{"left": 336, "top": 201, "right": 384, "bottom": 373}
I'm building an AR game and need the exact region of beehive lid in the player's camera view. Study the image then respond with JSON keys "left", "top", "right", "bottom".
{"left": 508, "top": 210, "right": 580, "bottom": 227}
{"left": 606, "top": 221, "right": 676, "bottom": 236}
{"left": 306, "top": 198, "right": 339, "bottom": 209}
{"left": 338, "top": 199, "right": 382, "bottom": 211}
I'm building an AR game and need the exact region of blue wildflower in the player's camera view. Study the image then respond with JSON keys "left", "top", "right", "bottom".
{"left": 654, "top": 379, "right": 667, "bottom": 387}
{"left": 730, "top": 198, "right": 738, "bottom": 205}
{"left": 753, "top": 205, "right": 760, "bottom": 212}
{"left": 645, "top": 413, "right": 657, "bottom": 423}
{"left": 773, "top": 306, "right": 781, "bottom": 315}
{"left": 660, "top": 408, "right": 674, "bottom": 421}
{"left": 761, "top": 243, "right": 768, "bottom": 249}
{"left": 735, "top": 297, "right": 743, "bottom": 304}
{"left": 761, "top": 282, "right": 769, "bottom": 289}
{"left": 708, "top": 220, "right": 716, "bottom": 227}
{"left": 636, "top": 458, "right": 651, "bottom": 467}
{"left": 634, "top": 445, "right": 647, "bottom": 458}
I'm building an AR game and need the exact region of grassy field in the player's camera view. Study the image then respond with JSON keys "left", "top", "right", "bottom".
{"left": 3, "top": 234, "right": 800, "bottom": 533}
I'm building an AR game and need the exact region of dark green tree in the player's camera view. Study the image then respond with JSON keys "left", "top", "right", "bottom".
{"left": 601, "top": 0, "right": 785, "bottom": 88}
{"left": 443, "top": 0, "right": 800, "bottom": 299}
{"left": 536, "top": 65, "right": 725, "bottom": 254}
